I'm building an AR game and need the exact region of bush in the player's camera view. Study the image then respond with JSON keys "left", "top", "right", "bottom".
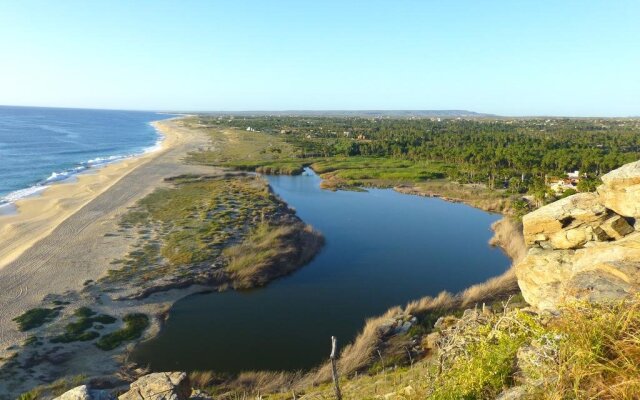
{"left": 50, "top": 308, "right": 116, "bottom": 344}
{"left": 95, "top": 313, "right": 149, "bottom": 351}
{"left": 12, "top": 308, "right": 60, "bottom": 331}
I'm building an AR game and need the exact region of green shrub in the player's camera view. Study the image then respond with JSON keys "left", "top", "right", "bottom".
{"left": 95, "top": 313, "right": 149, "bottom": 351}
{"left": 12, "top": 308, "right": 59, "bottom": 331}
{"left": 50, "top": 308, "right": 116, "bottom": 344}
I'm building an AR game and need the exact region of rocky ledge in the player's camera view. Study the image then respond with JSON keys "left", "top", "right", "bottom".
{"left": 516, "top": 160, "right": 640, "bottom": 311}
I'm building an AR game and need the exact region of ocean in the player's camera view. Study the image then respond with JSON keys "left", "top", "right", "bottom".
{"left": 0, "top": 106, "right": 173, "bottom": 208}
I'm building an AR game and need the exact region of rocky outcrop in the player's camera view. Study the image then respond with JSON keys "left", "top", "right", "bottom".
{"left": 522, "top": 192, "right": 610, "bottom": 249}
{"left": 118, "top": 372, "right": 191, "bottom": 400}
{"left": 516, "top": 160, "right": 640, "bottom": 311}
{"left": 52, "top": 373, "right": 210, "bottom": 400}
{"left": 598, "top": 161, "right": 640, "bottom": 218}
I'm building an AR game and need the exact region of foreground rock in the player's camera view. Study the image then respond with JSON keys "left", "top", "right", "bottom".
{"left": 54, "top": 372, "right": 211, "bottom": 400}
{"left": 598, "top": 162, "right": 640, "bottom": 218}
{"left": 118, "top": 372, "right": 191, "bottom": 400}
{"left": 516, "top": 160, "right": 640, "bottom": 311}
{"left": 54, "top": 385, "right": 114, "bottom": 400}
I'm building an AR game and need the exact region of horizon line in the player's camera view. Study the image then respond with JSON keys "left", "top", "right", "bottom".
{"left": 1, "top": 103, "right": 638, "bottom": 119}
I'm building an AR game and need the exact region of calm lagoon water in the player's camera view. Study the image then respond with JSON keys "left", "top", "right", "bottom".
{"left": 133, "top": 170, "right": 510, "bottom": 373}
{"left": 0, "top": 106, "right": 171, "bottom": 205}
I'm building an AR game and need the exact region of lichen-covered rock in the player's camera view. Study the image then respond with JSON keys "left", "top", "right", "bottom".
{"left": 522, "top": 192, "right": 609, "bottom": 249}
{"left": 516, "top": 160, "right": 640, "bottom": 311}
{"left": 118, "top": 372, "right": 191, "bottom": 400}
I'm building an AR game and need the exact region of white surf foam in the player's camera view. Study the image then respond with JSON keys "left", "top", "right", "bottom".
{"left": 0, "top": 118, "right": 167, "bottom": 206}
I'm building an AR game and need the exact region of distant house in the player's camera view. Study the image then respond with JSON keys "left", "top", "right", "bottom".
{"left": 548, "top": 171, "right": 580, "bottom": 194}
{"left": 567, "top": 170, "right": 580, "bottom": 179}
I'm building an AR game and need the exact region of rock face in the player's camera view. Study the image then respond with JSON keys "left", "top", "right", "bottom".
{"left": 597, "top": 160, "right": 640, "bottom": 218}
{"left": 118, "top": 372, "right": 191, "bottom": 400}
{"left": 516, "top": 160, "right": 640, "bottom": 311}
{"left": 522, "top": 192, "right": 610, "bottom": 249}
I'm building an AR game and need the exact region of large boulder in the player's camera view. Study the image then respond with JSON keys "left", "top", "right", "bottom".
{"left": 598, "top": 184, "right": 640, "bottom": 218}
{"left": 516, "top": 160, "right": 640, "bottom": 311}
{"left": 118, "top": 372, "right": 191, "bottom": 400}
{"left": 598, "top": 160, "right": 640, "bottom": 218}
{"left": 517, "top": 233, "right": 640, "bottom": 311}
{"left": 600, "top": 160, "right": 640, "bottom": 189}
{"left": 522, "top": 192, "right": 609, "bottom": 249}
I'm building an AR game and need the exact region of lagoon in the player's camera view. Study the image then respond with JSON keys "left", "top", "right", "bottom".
{"left": 132, "top": 169, "right": 510, "bottom": 373}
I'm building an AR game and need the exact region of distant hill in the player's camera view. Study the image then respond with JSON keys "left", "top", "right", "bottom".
{"left": 196, "top": 110, "right": 495, "bottom": 118}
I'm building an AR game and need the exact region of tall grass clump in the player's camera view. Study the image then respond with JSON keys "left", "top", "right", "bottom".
{"left": 429, "top": 309, "right": 545, "bottom": 400}
{"left": 223, "top": 221, "right": 323, "bottom": 289}
{"left": 540, "top": 297, "right": 640, "bottom": 399}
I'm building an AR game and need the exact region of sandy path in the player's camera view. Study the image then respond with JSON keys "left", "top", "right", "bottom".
{"left": 0, "top": 118, "right": 215, "bottom": 350}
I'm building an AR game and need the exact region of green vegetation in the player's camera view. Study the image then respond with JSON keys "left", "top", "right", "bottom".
{"left": 22, "top": 336, "right": 41, "bottom": 347}
{"left": 105, "top": 176, "right": 283, "bottom": 284}
{"left": 310, "top": 157, "right": 448, "bottom": 189}
{"left": 50, "top": 307, "right": 116, "bottom": 344}
{"left": 95, "top": 313, "right": 149, "bottom": 351}
{"left": 12, "top": 308, "right": 60, "bottom": 331}
{"left": 186, "top": 123, "right": 305, "bottom": 173}
{"left": 191, "top": 115, "right": 640, "bottom": 198}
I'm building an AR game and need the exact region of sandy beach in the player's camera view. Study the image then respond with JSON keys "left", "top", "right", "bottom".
{"left": 0, "top": 121, "right": 170, "bottom": 270}
{"left": 0, "top": 117, "right": 215, "bottom": 358}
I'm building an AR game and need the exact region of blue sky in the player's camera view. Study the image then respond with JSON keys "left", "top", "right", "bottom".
{"left": 0, "top": 1, "right": 638, "bottom": 116}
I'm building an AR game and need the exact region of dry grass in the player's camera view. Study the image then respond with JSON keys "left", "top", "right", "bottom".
{"left": 189, "top": 370, "right": 221, "bottom": 389}
{"left": 224, "top": 222, "right": 295, "bottom": 274}
{"left": 291, "top": 296, "right": 640, "bottom": 400}
{"left": 223, "top": 221, "right": 324, "bottom": 289}
{"left": 302, "top": 306, "right": 405, "bottom": 387}
{"left": 394, "top": 181, "right": 515, "bottom": 214}
{"left": 488, "top": 217, "right": 526, "bottom": 263}
{"left": 539, "top": 297, "right": 640, "bottom": 399}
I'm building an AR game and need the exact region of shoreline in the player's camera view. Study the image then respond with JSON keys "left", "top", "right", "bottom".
{"left": 0, "top": 118, "right": 178, "bottom": 270}
{"left": 0, "top": 117, "right": 219, "bottom": 397}
{"left": 0, "top": 120, "right": 526, "bottom": 397}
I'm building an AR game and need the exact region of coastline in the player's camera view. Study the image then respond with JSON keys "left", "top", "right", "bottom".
{"left": 0, "top": 117, "right": 220, "bottom": 397}
{"left": 0, "top": 120, "right": 526, "bottom": 397}
{"left": 0, "top": 118, "right": 177, "bottom": 270}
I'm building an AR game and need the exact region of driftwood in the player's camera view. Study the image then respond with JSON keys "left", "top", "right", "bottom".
{"left": 330, "top": 336, "right": 342, "bottom": 400}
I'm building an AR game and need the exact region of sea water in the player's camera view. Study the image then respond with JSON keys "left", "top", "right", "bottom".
{"left": 0, "top": 106, "right": 173, "bottom": 209}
